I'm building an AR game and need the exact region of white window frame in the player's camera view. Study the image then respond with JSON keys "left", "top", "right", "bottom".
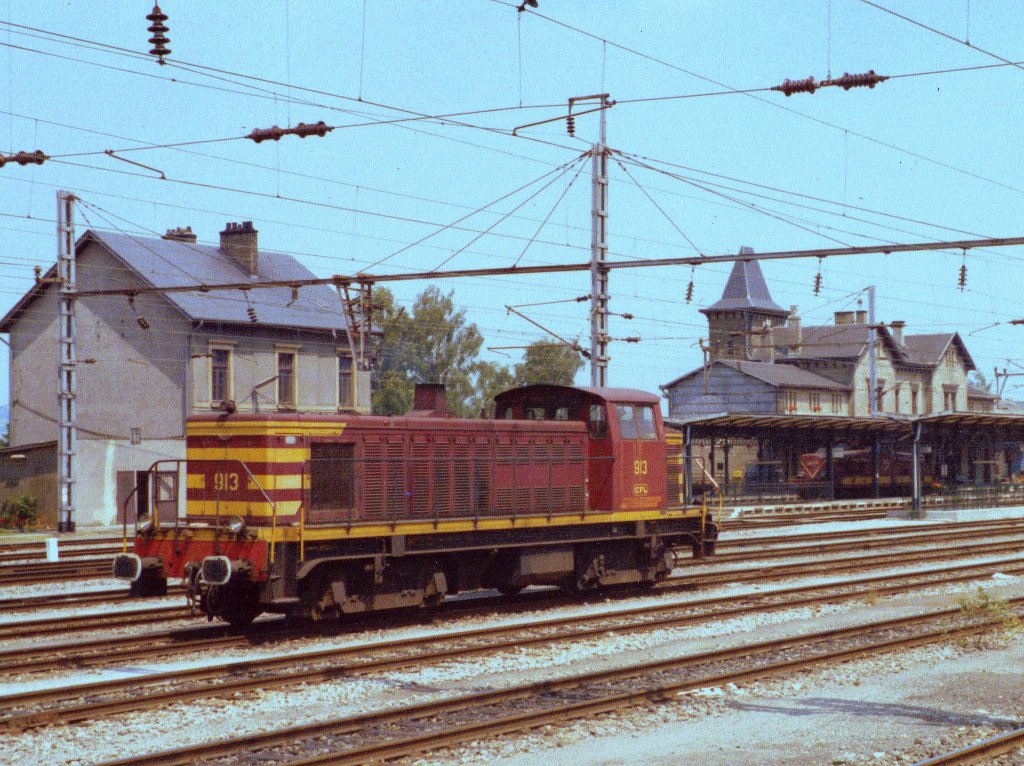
{"left": 337, "top": 351, "right": 354, "bottom": 410}
{"left": 275, "top": 345, "right": 300, "bottom": 409}
{"left": 208, "top": 342, "right": 235, "bottom": 406}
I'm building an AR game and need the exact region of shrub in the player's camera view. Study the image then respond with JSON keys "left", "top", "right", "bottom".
{"left": 956, "top": 586, "right": 1023, "bottom": 649}
{"left": 0, "top": 493, "right": 40, "bottom": 530}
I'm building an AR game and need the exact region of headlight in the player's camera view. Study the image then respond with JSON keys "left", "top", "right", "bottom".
{"left": 136, "top": 513, "right": 153, "bottom": 533}
{"left": 227, "top": 515, "right": 247, "bottom": 535}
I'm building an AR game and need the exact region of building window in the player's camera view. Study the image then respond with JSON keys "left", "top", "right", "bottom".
{"left": 277, "top": 352, "right": 296, "bottom": 407}
{"left": 210, "top": 347, "right": 232, "bottom": 403}
{"left": 943, "top": 386, "right": 958, "bottom": 411}
{"left": 875, "top": 380, "right": 885, "bottom": 413}
{"left": 809, "top": 392, "right": 821, "bottom": 412}
{"left": 338, "top": 354, "right": 353, "bottom": 409}
{"left": 782, "top": 391, "right": 797, "bottom": 412}
{"left": 893, "top": 385, "right": 900, "bottom": 414}
{"left": 946, "top": 349, "right": 956, "bottom": 369}
{"left": 911, "top": 386, "right": 918, "bottom": 415}
{"left": 830, "top": 393, "right": 846, "bottom": 414}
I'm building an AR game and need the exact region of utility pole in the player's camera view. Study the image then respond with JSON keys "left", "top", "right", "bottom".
{"left": 56, "top": 190, "right": 77, "bottom": 533}
{"left": 867, "top": 285, "right": 877, "bottom": 416}
{"left": 589, "top": 94, "right": 610, "bottom": 387}
{"left": 337, "top": 281, "right": 375, "bottom": 410}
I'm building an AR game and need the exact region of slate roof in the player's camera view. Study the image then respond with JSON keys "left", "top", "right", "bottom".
{"left": 901, "top": 333, "right": 952, "bottom": 365}
{"left": 663, "top": 359, "right": 849, "bottom": 391}
{"left": 699, "top": 248, "right": 789, "bottom": 316}
{"left": 967, "top": 383, "right": 998, "bottom": 400}
{"left": 775, "top": 323, "right": 872, "bottom": 360}
{"left": 0, "top": 229, "right": 348, "bottom": 333}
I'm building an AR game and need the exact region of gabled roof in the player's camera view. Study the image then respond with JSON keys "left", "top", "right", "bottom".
{"left": 0, "top": 229, "right": 348, "bottom": 333}
{"left": 775, "top": 322, "right": 907, "bottom": 362}
{"left": 699, "top": 248, "right": 789, "bottom": 316}
{"left": 662, "top": 359, "right": 849, "bottom": 391}
{"left": 966, "top": 383, "right": 997, "bottom": 400}
{"left": 903, "top": 332, "right": 976, "bottom": 370}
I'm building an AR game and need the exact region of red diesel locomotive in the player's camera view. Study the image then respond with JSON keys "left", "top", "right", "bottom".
{"left": 114, "top": 384, "right": 717, "bottom": 625}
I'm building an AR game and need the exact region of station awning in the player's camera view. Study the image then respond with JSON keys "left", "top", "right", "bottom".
{"left": 666, "top": 411, "right": 1024, "bottom": 441}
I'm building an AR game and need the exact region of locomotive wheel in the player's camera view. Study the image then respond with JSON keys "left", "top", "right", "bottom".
{"left": 297, "top": 576, "right": 339, "bottom": 622}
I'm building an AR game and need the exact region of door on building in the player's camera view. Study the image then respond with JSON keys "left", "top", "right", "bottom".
{"left": 116, "top": 471, "right": 150, "bottom": 524}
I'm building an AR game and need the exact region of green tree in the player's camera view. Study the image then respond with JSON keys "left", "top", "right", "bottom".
{"left": 968, "top": 370, "right": 993, "bottom": 393}
{"left": 514, "top": 341, "right": 585, "bottom": 386}
{"left": 371, "top": 286, "right": 485, "bottom": 418}
{"left": 472, "top": 361, "right": 517, "bottom": 418}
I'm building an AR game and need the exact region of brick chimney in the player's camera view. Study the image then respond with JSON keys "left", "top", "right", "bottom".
{"left": 890, "top": 320, "right": 905, "bottom": 346}
{"left": 161, "top": 226, "right": 197, "bottom": 243}
{"left": 220, "top": 221, "right": 259, "bottom": 275}
{"left": 856, "top": 309, "right": 868, "bottom": 324}
{"left": 835, "top": 311, "right": 855, "bottom": 325}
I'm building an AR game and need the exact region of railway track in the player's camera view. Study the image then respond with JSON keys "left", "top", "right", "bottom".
{"left": 5, "top": 523, "right": 1024, "bottom": 645}
{"left": 912, "top": 728, "right": 1024, "bottom": 765}
{"left": 82, "top": 599, "right": 1024, "bottom": 766}
{"left": 0, "top": 557, "right": 113, "bottom": 585}
{"left": 0, "top": 585, "right": 186, "bottom": 613}
{"left": 2, "top": 515, "right": 1021, "bottom": 611}
{"left": 3, "top": 553, "right": 1024, "bottom": 731}
{"left": 0, "top": 543, "right": 122, "bottom": 565}
{"left": 8, "top": 548, "right": 1024, "bottom": 679}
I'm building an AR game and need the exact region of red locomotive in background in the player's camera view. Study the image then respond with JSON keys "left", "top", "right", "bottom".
{"left": 795, "top": 444, "right": 929, "bottom": 497}
{"left": 115, "top": 384, "right": 717, "bottom": 626}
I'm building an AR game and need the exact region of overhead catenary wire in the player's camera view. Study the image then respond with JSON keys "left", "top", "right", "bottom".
{"left": 495, "top": 0, "right": 1024, "bottom": 199}
{"left": 859, "top": 0, "right": 1024, "bottom": 74}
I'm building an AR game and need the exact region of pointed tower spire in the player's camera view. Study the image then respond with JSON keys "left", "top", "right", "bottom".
{"left": 699, "top": 247, "right": 790, "bottom": 361}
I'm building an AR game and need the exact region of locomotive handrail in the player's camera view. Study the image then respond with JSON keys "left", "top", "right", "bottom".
{"left": 691, "top": 456, "right": 723, "bottom": 532}
{"left": 120, "top": 459, "right": 185, "bottom": 552}
{"left": 216, "top": 458, "right": 278, "bottom": 528}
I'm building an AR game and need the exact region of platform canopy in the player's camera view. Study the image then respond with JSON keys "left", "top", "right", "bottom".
{"left": 667, "top": 411, "right": 1024, "bottom": 441}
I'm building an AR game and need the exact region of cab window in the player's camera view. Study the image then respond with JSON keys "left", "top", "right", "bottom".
{"left": 588, "top": 404, "right": 608, "bottom": 439}
{"left": 616, "top": 405, "right": 638, "bottom": 439}
{"left": 636, "top": 405, "right": 657, "bottom": 440}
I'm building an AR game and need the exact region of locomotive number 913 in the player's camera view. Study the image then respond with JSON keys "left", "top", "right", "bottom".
{"left": 114, "top": 384, "right": 718, "bottom": 627}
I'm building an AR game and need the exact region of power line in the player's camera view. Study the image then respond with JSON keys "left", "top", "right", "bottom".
{"left": 498, "top": 0, "right": 1024, "bottom": 199}
{"left": 859, "top": 0, "right": 1024, "bottom": 74}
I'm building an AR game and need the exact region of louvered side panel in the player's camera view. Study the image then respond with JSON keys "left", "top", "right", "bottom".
{"left": 432, "top": 440, "right": 452, "bottom": 517}
{"left": 452, "top": 441, "right": 472, "bottom": 513}
{"left": 665, "top": 433, "right": 683, "bottom": 508}
{"left": 386, "top": 438, "right": 407, "bottom": 518}
{"left": 409, "top": 438, "right": 432, "bottom": 515}
{"left": 361, "top": 438, "right": 386, "bottom": 519}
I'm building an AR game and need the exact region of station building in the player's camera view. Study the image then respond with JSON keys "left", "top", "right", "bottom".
{"left": 662, "top": 250, "right": 1024, "bottom": 508}
{"left": 0, "top": 222, "right": 370, "bottom": 527}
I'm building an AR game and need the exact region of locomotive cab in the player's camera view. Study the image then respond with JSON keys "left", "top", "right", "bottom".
{"left": 493, "top": 385, "right": 667, "bottom": 514}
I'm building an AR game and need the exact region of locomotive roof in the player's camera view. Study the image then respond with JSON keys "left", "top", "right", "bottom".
{"left": 494, "top": 384, "right": 661, "bottom": 405}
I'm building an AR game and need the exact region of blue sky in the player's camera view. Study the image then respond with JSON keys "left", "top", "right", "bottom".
{"left": 3, "top": 1, "right": 1024, "bottom": 411}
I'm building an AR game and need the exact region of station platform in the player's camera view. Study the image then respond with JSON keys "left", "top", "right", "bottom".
{"left": 895, "top": 505, "right": 1024, "bottom": 522}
